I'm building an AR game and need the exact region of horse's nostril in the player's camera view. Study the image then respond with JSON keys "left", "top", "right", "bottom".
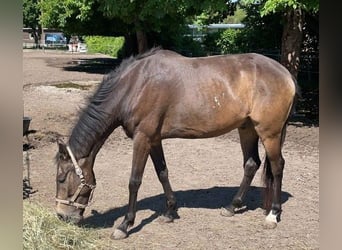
{"left": 57, "top": 213, "right": 65, "bottom": 221}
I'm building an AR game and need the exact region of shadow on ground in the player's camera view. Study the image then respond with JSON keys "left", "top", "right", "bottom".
{"left": 62, "top": 58, "right": 122, "bottom": 75}
{"left": 81, "top": 186, "right": 292, "bottom": 236}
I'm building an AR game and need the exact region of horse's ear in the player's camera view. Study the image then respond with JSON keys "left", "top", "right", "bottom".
{"left": 57, "top": 138, "right": 68, "bottom": 157}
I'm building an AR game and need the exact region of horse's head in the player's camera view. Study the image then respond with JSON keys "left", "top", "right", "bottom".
{"left": 55, "top": 139, "right": 96, "bottom": 224}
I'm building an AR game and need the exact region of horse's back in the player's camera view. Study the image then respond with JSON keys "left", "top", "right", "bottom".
{"left": 120, "top": 50, "right": 297, "bottom": 139}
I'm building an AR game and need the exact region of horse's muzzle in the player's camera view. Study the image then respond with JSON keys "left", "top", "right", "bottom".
{"left": 57, "top": 212, "right": 83, "bottom": 224}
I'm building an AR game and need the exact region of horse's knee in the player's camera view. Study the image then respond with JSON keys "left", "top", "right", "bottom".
{"left": 159, "top": 169, "right": 169, "bottom": 182}
{"left": 244, "top": 157, "right": 260, "bottom": 177}
{"left": 129, "top": 178, "right": 142, "bottom": 192}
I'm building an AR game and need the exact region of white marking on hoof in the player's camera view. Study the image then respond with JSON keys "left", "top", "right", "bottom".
{"left": 220, "top": 207, "right": 234, "bottom": 217}
{"left": 263, "top": 211, "right": 278, "bottom": 229}
{"left": 111, "top": 228, "right": 128, "bottom": 240}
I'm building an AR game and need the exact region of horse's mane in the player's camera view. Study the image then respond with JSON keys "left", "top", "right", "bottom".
{"left": 92, "top": 47, "right": 161, "bottom": 105}
{"left": 68, "top": 47, "right": 162, "bottom": 158}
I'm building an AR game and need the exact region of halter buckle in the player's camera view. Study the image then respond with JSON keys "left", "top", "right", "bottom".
{"left": 75, "top": 168, "right": 82, "bottom": 176}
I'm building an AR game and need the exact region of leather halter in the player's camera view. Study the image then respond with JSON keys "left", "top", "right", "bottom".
{"left": 55, "top": 145, "right": 96, "bottom": 209}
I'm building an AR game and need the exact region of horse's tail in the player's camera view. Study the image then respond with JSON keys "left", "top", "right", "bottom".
{"left": 289, "top": 75, "right": 302, "bottom": 119}
{"left": 262, "top": 74, "right": 299, "bottom": 212}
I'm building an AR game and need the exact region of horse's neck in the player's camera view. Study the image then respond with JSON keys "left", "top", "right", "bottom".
{"left": 68, "top": 134, "right": 94, "bottom": 160}
{"left": 68, "top": 120, "right": 118, "bottom": 160}
{"left": 68, "top": 70, "right": 126, "bottom": 159}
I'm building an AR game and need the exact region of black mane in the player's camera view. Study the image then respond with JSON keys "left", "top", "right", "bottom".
{"left": 68, "top": 47, "right": 162, "bottom": 158}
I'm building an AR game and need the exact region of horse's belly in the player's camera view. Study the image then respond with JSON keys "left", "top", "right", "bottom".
{"left": 161, "top": 107, "right": 247, "bottom": 139}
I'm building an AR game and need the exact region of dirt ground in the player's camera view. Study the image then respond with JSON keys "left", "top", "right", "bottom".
{"left": 23, "top": 50, "right": 319, "bottom": 249}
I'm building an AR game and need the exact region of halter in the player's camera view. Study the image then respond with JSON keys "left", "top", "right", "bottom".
{"left": 55, "top": 145, "right": 96, "bottom": 209}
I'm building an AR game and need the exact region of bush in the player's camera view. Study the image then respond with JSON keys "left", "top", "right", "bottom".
{"left": 212, "top": 29, "right": 245, "bottom": 54}
{"left": 83, "top": 36, "right": 124, "bottom": 58}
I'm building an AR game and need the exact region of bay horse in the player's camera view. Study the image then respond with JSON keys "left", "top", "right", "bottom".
{"left": 55, "top": 48, "right": 298, "bottom": 240}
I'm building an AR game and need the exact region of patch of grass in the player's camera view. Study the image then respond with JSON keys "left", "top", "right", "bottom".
{"left": 23, "top": 201, "right": 113, "bottom": 250}
{"left": 53, "top": 82, "right": 91, "bottom": 90}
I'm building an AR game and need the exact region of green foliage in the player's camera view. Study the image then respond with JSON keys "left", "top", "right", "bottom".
{"left": 83, "top": 36, "right": 125, "bottom": 58}
{"left": 201, "top": 3, "right": 283, "bottom": 55}
{"left": 219, "top": 29, "right": 246, "bottom": 54}
{"left": 224, "top": 6, "right": 247, "bottom": 24}
{"left": 202, "top": 32, "right": 221, "bottom": 53}
{"left": 38, "top": 0, "right": 238, "bottom": 48}
{"left": 98, "top": 0, "right": 188, "bottom": 33}
{"left": 24, "top": 0, "right": 45, "bottom": 47}
{"left": 237, "top": 3, "right": 283, "bottom": 51}
{"left": 175, "top": 36, "right": 206, "bottom": 57}
{"left": 191, "top": 2, "right": 235, "bottom": 26}
{"left": 23, "top": 0, "right": 40, "bottom": 28}
{"left": 261, "top": 0, "right": 319, "bottom": 16}
{"left": 39, "top": 0, "right": 93, "bottom": 28}
{"left": 241, "top": 0, "right": 319, "bottom": 16}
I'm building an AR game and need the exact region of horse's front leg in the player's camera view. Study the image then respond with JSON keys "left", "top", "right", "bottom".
{"left": 111, "top": 132, "right": 151, "bottom": 240}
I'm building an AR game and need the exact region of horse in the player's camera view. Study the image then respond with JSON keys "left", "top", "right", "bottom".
{"left": 55, "top": 47, "right": 298, "bottom": 240}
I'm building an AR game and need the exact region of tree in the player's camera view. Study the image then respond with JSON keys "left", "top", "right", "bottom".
{"left": 39, "top": 0, "right": 237, "bottom": 55}
{"left": 23, "top": 0, "right": 42, "bottom": 47}
{"left": 97, "top": 0, "right": 185, "bottom": 53}
{"left": 96, "top": 0, "right": 229, "bottom": 53}
{"left": 243, "top": 0, "right": 319, "bottom": 79}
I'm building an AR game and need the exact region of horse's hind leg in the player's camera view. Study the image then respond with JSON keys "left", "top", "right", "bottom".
{"left": 260, "top": 134, "right": 285, "bottom": 229}
{"left": 150, "top": 142, "right": 177, "bottom": 222}
{"left": 221, "top": 122, "right": 261, "bottom": 217}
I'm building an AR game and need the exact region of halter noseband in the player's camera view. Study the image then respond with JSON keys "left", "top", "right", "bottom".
{"left": 55, "top": 145, "right": 96, "bottom": 209}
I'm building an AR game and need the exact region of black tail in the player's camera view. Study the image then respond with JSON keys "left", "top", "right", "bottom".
{"left": 289, "top": 75, "right": 302, "bottom": 119}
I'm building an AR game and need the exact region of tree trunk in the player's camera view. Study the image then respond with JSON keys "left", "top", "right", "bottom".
{"left": 280, "top": 8, "right": 304, "bottom": 79}
{"left": 123, "top": 33, "right": 138, "bottom": 57}
{"left": 136, "top": 29, "right": 149, "bottom": 54}
{"left": 32, "top": 31, "right": 39, "bottom": 48}
{"left": 30, "top": 26, "right": 42, "bottom": 49}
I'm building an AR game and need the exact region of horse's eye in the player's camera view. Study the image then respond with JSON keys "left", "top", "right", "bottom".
{"left": 59, "top": 153, "right": 69, "bottom": 161}
{"left": 57, "top": 172, "right": 68, "bottom": 183}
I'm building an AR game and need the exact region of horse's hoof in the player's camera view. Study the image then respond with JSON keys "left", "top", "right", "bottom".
{"left": 111, "top": 228, "right": 128, "bottom": 240}
{"left": 220, "top": 207, "right": 235, "bottom": 217}
{"left": 158, "top": 215, "right": 173, "bottom": 224}
{"left": 263, "top": 220, "right": 277, "bottom": 229}
{"left": 264, "top": 211, "right": 279, "bottom": 229}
